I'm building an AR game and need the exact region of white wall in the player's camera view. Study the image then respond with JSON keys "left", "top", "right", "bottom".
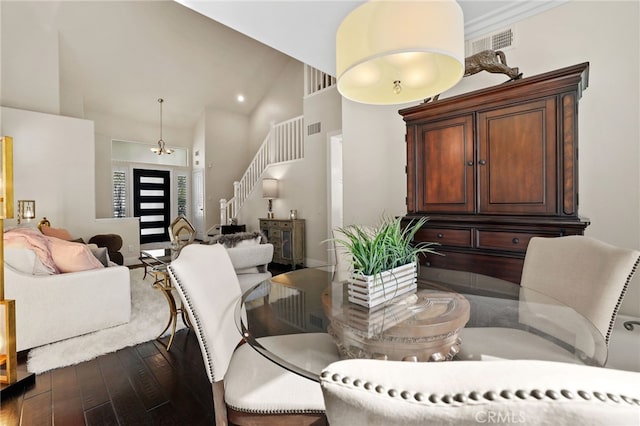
{"left": 1, "top": 107, "right": 140, "bottom": 264}
{"left": 202, "top": 108, "right": 249, "bottom": 234}
{"left": 342, "top": 1, "right": 640, "bottom": 315}
{"left": 238, "top": 86, "right": 342, "bottom": 265}
{"left": 248, "top": 59, "right": 305, "bottom": 153}
{"left": 0, "top": 2, "right": 60, "bottom": 115}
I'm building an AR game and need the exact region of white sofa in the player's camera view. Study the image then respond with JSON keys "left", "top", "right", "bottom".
{"left": 4, "top": 260, "right": 131, "bottom": 351}
{"left": 208, "top": 231, "right": 275, "bottom": 299}
{"left": 226, "top": 243, "right": 274, "bottom": 299}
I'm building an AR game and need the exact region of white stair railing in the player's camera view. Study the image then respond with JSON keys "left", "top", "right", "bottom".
{"left": 220, "top": 115, "right": 304, "bottom": 224}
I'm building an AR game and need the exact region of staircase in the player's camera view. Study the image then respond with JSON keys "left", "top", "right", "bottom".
{"left": 216, "top": 65, "right": 336, "bottom": 230}
{"left": 219, "top": 116, "right": 304, "bottom": 226}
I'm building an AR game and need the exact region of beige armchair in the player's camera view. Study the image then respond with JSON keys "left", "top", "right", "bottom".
{"left": 320, "top": 359, "right": 640, "bottom": 426}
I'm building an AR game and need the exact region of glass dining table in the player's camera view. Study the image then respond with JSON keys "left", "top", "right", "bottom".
{"left": 235, "top": 266, "right": 607, "bottom": 382}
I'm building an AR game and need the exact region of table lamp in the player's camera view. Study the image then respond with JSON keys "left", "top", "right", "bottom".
{"left": 262, "top": 178, "right": 278, "bottom": 219}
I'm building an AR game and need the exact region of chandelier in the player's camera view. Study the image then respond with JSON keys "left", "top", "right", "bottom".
{"left": 151, "top": 98, "right": 173, "bottom": 155}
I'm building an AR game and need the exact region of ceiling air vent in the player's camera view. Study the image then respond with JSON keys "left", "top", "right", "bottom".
{"left": 465, "top": 27, "right": 515, "bottom": 56}
{"left": 307, "top": 122, "right": 321, "bottom": 135}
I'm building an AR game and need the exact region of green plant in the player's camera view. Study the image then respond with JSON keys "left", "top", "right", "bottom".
{"left": 333, "top": 216, "right": 440, "bottom": 277}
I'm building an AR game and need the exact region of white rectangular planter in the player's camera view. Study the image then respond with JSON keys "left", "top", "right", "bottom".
{"left": 347, "top": 262, "right": 417, "bottom": 308}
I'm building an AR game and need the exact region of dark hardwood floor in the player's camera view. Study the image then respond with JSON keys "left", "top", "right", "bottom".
{"left": 0, "top": 263, "right": 301, "bottom": 426}
{"left": 2, "top": 330, "right": 215, "bottom": 426}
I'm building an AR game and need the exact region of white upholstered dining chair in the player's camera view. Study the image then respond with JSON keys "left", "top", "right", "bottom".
{"left": 320, "top": 358, "right": 640, "bottom": 426}
{"left": 457, "top": 236, "right": 640, "bottom": 363}
{"left": 167, "top": 243, "right": 340, "bottom": 425}
{"left": 519, "top": 236, "right": 640, "bottom": 344}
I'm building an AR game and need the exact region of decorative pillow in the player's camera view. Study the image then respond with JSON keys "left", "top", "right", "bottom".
{"left": 89, "top": 246, "right": 111, "bottom": 267}
{"left": 45, "top": 237, "right": 105, "bottom": 273}
{"left": 4, "top": 247, "right": 37, "bottom": 273}
{"left": 210, "top": 231, "right": 266, "bottom": 248}
{"left": 4, "top": 248, "right": 57, "bottom": 275}
{"left": 40, "top": 226, "right": 73, "bottom": 241}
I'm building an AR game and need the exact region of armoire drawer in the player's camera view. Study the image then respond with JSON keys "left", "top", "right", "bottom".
{"left": 475, "top": 230, "right": 554, "bottom": 252}
{"left": 416, "top": 228, "right": 472, "bottom": 248}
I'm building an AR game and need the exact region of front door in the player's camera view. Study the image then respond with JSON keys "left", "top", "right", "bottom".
{"left": 134, "top": 169, "right": 171, "bottom": 244}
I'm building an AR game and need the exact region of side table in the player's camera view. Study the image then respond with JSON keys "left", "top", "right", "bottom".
{"left": 139, "top": 248, "right": 192, "bottom": 350}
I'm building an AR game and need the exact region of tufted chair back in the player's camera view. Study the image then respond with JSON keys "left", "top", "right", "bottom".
{"left": 320, "top": 359, "right": 640, "bottom": 426}
{"left": 521, "top": 236, "right": 640, "bottom": 344}
{"left": 168, "top": 243, "right": 241, "bottom": 384}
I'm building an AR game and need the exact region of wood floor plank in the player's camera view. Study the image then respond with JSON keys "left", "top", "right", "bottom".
{"left": 144, "top": 351, "right": 213, "bottom": 423}
{"left": 153, "top": 332, "right": 213, "bottom": 411}
{"left": 98, "top": 351, "right": 154, "bottom": 425}
{"left": 116, "top": 345, "right": 168, "bottom": 411}
{"left": 84, "top": 402, "right": 119, "bottom": 426}
{"left": 20, "top": 390, "right": 52, "bottom": 426}
{"left": 76, "top": 358, "right": 110, "bottom": 411}
{"left": 27, "top": 370, "right": 52, "bottom": 399}
{"left": 51, "top": 365, "right": 85, "bottom": 426}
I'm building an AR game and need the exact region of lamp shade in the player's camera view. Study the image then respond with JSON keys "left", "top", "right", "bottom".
{"left": 262, "top": 178, "right": 278, "bottom": 199}
{"left": 336, "top": 0, "right": 465, "bottom": 105}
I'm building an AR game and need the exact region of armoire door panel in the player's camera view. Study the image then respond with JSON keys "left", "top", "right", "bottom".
{"left": 478, "top": 99, "right": 557, "bottom": 214}
{"left": 417, "top": 115, "right": 474, "bottom": 213}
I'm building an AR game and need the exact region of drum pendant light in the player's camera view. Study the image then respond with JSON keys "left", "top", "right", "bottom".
{"left": 336, "top": 0, "right": 465, "bottom": 105}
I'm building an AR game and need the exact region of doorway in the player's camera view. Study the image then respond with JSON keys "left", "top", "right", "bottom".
{"left": 192, "top": 169, "right": 205, "bottom": 240}
{"left": 327, "top": 131, "right": 343, "bottom": 265}
{"left": 134, "top": 169, "right": 171, "bottom": 244}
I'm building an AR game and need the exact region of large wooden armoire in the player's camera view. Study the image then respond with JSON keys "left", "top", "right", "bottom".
{"left": 401, "top": 63, "right": 590, "bottom": 284}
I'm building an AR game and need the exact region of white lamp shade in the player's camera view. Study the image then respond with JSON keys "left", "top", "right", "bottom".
{"left": 336, "top": 0, "right": 465, "bottom": 105}
{"left": 262, "top": 178, "right": 278, "bottom": 199}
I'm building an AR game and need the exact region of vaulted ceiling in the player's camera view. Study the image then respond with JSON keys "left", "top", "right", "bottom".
{"left": 5, "top": 1, "right": 566, "bottom": 131}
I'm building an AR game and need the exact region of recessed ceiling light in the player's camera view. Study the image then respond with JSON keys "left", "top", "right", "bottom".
{"left": 237, "top": 94, "right": 245, "bottom": 103}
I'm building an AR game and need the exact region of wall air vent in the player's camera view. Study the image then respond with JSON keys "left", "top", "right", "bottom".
{"left": 307, "top": 122, "right": 321, "bottom": 135}
{"left": 465, "top": 27, "right": 515, "bottom": 56}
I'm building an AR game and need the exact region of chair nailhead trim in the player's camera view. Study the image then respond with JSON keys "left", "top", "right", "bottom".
{"left": 229, "top": 405, "right": 325, "bottom": 415}
{"left": 561, "top": 390, "right": 574, "bottom": 399}
{"left": 531, "top": 389, "right": 544, "bottom": 400}
{"left": 500, "top": 390, "right": 513, "bottom": 399}
{"left": 608, "top": 393, "right": 620, "bottom": 403}
{"left": 168, "top": 267, "right": 217, "bottom": 383}
{"left": 322, "top": 370, "right": 639, "bottom": 408}
{"left": 608, "top": 255, "right": 640, "bottom": 344}
{"left": 578, "top": 391, "right": 591, "bottom": 400}
{"left": 545, "top": 390, "right": 559, "bottom": 400}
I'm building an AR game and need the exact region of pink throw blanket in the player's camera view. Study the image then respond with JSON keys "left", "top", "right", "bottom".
{"left": 4, "top": 228, "right": 60, "bottom": 273}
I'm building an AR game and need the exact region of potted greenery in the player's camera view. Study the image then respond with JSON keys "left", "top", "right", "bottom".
{"left": 333, "top": 215, "right": 440, "bottom": 308}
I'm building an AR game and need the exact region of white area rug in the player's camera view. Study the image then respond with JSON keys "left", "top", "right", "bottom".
{"left": 27, "top": 267, "right": 187, "bottom": 374}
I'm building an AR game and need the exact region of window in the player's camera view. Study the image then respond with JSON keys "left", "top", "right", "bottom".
{"left": 177, "top": 174, "right": 187, "bottom": 217}
{"left": 113, "top": 170, "right": 127, "bottom": 218}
